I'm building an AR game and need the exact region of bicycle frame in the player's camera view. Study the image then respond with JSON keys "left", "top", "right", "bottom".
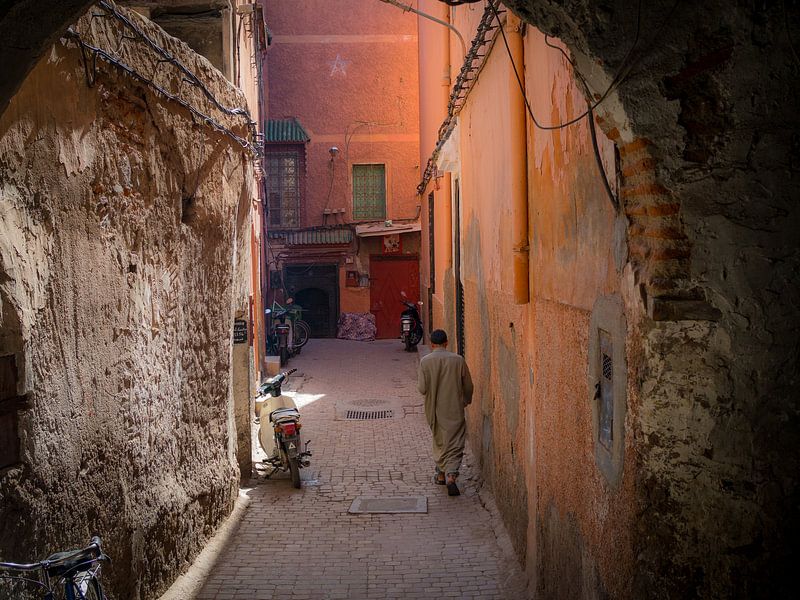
{"left": 0, "top": 538, "right": 107, "bottom": 599}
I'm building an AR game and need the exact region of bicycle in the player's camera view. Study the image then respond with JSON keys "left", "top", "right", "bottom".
{"left": 0, "top": 536, "right": 109, "bottom": 599}
{"left": 285, "top": 301, "right": 310, "bottom": 350}
{"left": 267, "top": 301, "right": 311, "bottom": 366}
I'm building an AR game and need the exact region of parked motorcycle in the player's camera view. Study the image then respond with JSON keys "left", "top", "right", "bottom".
{"left": 400, "top": 292, "right": 424, "bottom": 352}
{"left": 254, "top": 368, "right": 312, "bottom": 488}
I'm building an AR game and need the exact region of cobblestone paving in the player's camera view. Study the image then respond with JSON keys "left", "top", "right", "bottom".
{"left": 198, "top": 339, "right": 527, "bottom": 600}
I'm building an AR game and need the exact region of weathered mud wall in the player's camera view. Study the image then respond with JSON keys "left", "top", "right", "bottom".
{"left": 0, "top": 4, "right": 254, "bottom": 599}
{"left": 496, "top": 1, "right": 800, "bottom": 597}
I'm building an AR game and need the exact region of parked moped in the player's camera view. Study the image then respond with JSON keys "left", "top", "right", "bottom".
{"left": 255, "top": 369, "right": 312, "bottom": 488}
{"left": 400, "top": 292, "right": 424, "bottom": 352}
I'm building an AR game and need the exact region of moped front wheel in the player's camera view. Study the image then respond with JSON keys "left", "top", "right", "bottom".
{"left": 289, "top": 456, "right": 301, "bottom": 489}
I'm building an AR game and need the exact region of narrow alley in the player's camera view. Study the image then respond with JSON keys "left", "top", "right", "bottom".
{"left": 1, "top": 1, "right": 798, "bottom": 599}
{"left": 197, "top": 339, "right": 526, "bottom": 600}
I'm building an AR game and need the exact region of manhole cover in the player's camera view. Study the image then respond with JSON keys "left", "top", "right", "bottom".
{"left": 345, "top": 409, "right": 393, "bottom": 420}
{"left": 348, "top": 496, "right": 427, "bottom": 514}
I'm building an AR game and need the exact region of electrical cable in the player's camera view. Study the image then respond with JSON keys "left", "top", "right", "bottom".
{"left": 489, "top": 0, "right": 642, "bottom": 131}
{"left": 543, "top": 35, "right": 619, "bottom": 211}
{"left": 97, "top": 1, "right": 252, "bottom": 121}
{"left": 65, "top": 28, "right": 257, "bottom": 154}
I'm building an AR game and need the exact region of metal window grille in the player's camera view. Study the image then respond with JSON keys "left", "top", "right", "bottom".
{"left": 598, "top": 330, "right": 613, "bottom": 450}
{"left": 266, "top": 148, "right": 301, "bottom": 227}
{"left": 352, "top": 164, "right": 386, "bottom": 220}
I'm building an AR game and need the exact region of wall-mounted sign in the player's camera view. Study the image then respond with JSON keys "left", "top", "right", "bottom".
{"left": 383, "top": 233, "right": 401, "bottom": 254}
{"left": 233, "top": 319, "right": 248, "bottom": 344}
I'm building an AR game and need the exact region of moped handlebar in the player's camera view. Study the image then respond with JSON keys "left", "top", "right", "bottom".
{"left": 257, "top": 369, "right": 297, "bottom": 396}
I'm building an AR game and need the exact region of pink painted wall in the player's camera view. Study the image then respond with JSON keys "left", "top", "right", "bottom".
{"left": 264, "top": 0, "right": 420, "bottom": 228}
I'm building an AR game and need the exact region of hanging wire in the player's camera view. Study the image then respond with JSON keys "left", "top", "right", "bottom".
{"left": 65, "top": 28, "right": 257, "bottom": 155}
{"left": 64, "top": 1, "right": 263, "bottom": 156}
{"left": 542, "top": 35, "right": 619, "bottom": 211}
{"left": 489, "top": 0, "right": 643, "bottom": 131}
{"left": 97, "top": 1, "right": 252, "bottom": 120}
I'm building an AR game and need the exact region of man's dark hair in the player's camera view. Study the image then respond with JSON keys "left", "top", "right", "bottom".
{"left": 430, "top": 329, "right": 448, "bottom": 345}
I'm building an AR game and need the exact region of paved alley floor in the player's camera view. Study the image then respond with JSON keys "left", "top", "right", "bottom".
{"left": 198, "top": 339, "right": 527, "bottom": 600}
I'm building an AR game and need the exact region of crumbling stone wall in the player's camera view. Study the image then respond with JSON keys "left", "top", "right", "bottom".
{"left": 0, "top": 4, "right": 254, "bottom": 599}
{"left": 502, "top": 0, "right": 800, "bottom": 597}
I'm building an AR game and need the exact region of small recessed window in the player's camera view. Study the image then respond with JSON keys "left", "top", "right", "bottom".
{"left": 588, "top": 296, "right": 627, "bottom": 488}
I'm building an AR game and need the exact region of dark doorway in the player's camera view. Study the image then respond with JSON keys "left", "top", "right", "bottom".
{"left": 370, "top": 256, "right": 420, "bottom": 339}
{"left": 294, "top": 287, "right": 332, "bottom": 338}
{"left": 284, "top": 264, "right": 339, "bottom": 338}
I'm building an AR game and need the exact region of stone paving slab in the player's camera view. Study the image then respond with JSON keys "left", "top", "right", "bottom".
{"left": 197, "top": 339, "right": 527, "bottom": 599}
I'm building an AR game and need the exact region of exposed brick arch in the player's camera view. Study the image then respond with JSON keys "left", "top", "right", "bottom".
{"left": 0, "top": 0, "right": 94, "bottom": 116}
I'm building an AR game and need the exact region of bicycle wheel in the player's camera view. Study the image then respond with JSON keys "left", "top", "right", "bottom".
{"left": 0, "top": 573, "right": 45, "bottom": 599}
{"left": 293, "top": 320, "right": 310, "bottom": 348}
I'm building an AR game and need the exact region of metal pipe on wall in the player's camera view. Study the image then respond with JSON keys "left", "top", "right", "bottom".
{"left": 506, "top": 13, "right": 530, "bottom": 304}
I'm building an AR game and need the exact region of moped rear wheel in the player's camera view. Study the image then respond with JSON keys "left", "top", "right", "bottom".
{"left": 289, "top": 456, "right": 301, "bottom": 489}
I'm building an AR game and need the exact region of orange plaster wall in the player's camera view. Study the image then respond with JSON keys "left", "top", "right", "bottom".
{"left": 523, "top": 28, "right": 635, "bottom": 598}
{"left": 420, "top": 8, "right": 636, "bottom": 596}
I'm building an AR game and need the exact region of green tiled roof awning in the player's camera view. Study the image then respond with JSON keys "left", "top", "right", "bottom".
{"left": 268, "top": 227, "right": 352, "bottom": 246}
{"left": 266, "top": 118, "right": 310, "bottom": 143}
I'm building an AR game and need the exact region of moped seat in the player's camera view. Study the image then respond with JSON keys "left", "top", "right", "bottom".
{"left": 271, "top": 407, "right": 300, "bottom": 423}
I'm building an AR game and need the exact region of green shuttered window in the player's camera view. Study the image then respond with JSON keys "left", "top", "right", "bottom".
{"left": 352, "top": 164, "right": 386, "bottom": 220}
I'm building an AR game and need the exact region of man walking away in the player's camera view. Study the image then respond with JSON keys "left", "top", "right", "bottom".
{"left": 417, "top": 329, "right": 474, "bottom": 496}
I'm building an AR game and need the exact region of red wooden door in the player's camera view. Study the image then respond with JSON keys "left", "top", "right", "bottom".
{"left": 370, "top": 256, "right": 420, "bottom": 339}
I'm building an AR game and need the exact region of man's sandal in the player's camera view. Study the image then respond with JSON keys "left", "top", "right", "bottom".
{"left": 446, "top": 474, "right": 460, "bottom": 496}
{"left": 434, "top": 473, "right": 446, "bottom": 485}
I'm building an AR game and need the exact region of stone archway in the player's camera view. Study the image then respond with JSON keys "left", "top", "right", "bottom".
{"left": 0, "top": 0, "right": 94, "bottom": 116}
{"left": 501, "top": 1, "right": 799, "bottom": 597}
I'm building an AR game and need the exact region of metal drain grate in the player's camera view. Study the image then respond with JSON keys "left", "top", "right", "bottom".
{"left": 345, "top": 409, "right": 394, "bottom": 420}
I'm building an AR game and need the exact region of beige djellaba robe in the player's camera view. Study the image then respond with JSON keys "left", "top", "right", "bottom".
{"left": 417, "top": 348, "right": 474, "bottom": 475}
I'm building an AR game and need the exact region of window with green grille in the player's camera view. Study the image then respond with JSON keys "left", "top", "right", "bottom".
{"left": 266, "top": 146, "right": 302, "bottom": 228}
{"left": 352, "top": 164, "right": 386, "bottom": 220}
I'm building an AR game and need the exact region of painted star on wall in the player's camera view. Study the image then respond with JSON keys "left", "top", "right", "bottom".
{"left": 329, "top": 54, "right": 352, "bottom": 77}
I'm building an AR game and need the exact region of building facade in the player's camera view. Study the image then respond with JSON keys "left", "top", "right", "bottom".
{"left": 262, "top": 0, "right": 421, "bottom": 339}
